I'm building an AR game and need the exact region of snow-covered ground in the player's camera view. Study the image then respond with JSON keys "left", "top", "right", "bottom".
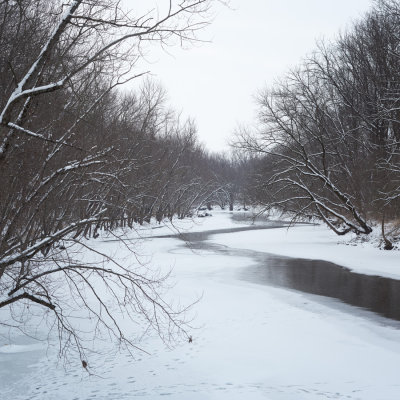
{"left": 1, "top": 211, "right": 400, "bottom": 399}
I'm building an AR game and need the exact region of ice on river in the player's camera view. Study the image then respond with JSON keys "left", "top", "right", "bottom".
{"left": 1, "top": 211, "right": 400, "bottom": 399}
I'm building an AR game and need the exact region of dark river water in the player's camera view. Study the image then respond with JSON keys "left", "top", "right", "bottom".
{"left": 157, "top": 221, "right": 400, "bottom": 324}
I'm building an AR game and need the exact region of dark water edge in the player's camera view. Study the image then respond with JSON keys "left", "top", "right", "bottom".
{"left": 242, "top": 253, "right": 400, "bottom": 323}
{"left": 171, "top": 222, "right": 400, "bottom": 325}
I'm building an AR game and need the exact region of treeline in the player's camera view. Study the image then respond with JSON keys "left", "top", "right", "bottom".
{"left": 237, "top": 0, "right": 400, "bottom": 247}
{"left": 0, "top": 0, "right": 238, "bottom": 359}
{"left": 0, "top": 0, "right": 234, "bottom": 272}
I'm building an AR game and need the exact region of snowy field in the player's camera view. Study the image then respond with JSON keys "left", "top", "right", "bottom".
{"left": 1, "top": 211, "right": 400, "bottom": 399}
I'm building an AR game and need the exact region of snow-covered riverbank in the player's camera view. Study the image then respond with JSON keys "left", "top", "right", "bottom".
{"left": 1, "top": 211, "right": 400, "bottom": 400}
{"left": 212, "top": 212, "right": 400, "bottom": 280}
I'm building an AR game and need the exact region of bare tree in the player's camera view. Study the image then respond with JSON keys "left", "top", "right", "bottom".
{"left": 0, "top": 0, "right": 218, "bottom": 362}
{"left": 235, "top": 0, "right": 400, "bottom": 244}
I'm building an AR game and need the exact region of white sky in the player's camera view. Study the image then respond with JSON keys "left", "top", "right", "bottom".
{"left": 128, "top": 0, "right": 374, "bottom": 153}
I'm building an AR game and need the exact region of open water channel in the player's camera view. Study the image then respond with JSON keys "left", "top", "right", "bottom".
{"left": 156, "top": 220, "right": 400, "bottom": 325}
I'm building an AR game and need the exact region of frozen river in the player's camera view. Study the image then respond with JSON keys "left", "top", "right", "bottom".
{"left": 170, "top": 225, "right": 400, "bottom": 324}
{"left": 2, "top": 212, "right": 400, "bottom": 399}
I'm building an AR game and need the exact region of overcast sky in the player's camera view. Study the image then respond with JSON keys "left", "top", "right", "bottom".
{"left": 129, "top": 0, "right": 374, "bottom": 153}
